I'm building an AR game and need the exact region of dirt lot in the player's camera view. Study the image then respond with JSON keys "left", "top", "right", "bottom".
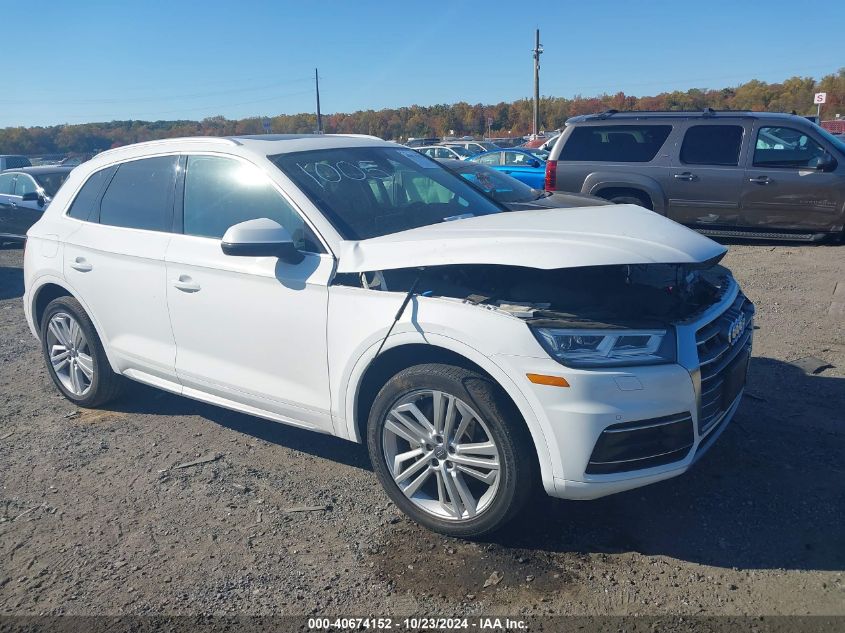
{"left": 0, "top": 242, "right": 843, "bottom": 617}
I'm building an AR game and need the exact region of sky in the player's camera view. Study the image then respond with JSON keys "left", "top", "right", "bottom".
{"left": 2, "top": 0, "right": 843, "bottom": 128}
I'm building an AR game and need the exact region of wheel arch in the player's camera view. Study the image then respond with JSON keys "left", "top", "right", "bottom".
{"left": 343, "top": 333, "right": 555, "bottom": 492}
{"left": 29, "top": 277, "right": 120, "bottom": 372}
{"left": 582, "top": 172, "right": 666, "bottom": 214}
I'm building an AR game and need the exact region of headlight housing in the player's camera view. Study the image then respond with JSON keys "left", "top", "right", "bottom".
{"left": 532, "top": 327, "right": 676, "bottom": 368}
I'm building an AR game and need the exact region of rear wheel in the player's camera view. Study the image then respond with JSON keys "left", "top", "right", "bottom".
{"left": 367, "top": 363, "right": 536, "bottom": 538}
{"left": 40, "top": 297, "right": 124, "bottom": 408}
{"left": 606, "top": 191, "right": 652, "bottom": 209}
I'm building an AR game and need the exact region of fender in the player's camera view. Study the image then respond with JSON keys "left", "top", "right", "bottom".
{"left": 340, "top": 328, "right": 558, "bottom": 495}
{"left": 27, "top": 274, "right": 122, "bottom": 373}
{"left": 582, "top": 171, "right": 667, "bottom": 214}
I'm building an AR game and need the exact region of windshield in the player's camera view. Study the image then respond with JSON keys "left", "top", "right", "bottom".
{"left": 33, "top": 171, "right": 70, "bottom": 197}
{"left": 270, "top": 146, "right": 506, "bottom": 240}
{"left": 448, "top": 162, "right": 536, "bottom": 203}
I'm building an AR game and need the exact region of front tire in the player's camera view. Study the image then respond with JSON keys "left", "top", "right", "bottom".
{"left": 367, "top": 363, "right": 536, "bottom": 538}
{"left": 40, "top": 296, "right": 124, "bottom": 408}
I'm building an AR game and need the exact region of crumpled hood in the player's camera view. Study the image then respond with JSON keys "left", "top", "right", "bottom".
{"left": 336, "top": 204, "right": 727, "bottom": 273}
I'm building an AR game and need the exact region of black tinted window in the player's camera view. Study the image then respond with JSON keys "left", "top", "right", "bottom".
{"left": 183, "top": 155, "right": 324, "bottom": 252}
{"left": 33, "top": 171, "right": 70, "bottom": 197}
{"left": 680, "top": 125, "right": 743, "bottom": 166}
{"left": 100, "top": 156, "right": 178, "bottom": 231}
{"left": 67, "top": 167, "right": 115, "bottom": 221}
{"left": 560, "top": 125, "right": 672, "bottom": 162}
{"left": 4, "top": 156, "right": 31, "bottom": 169}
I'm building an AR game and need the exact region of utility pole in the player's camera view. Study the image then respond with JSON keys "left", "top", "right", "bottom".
{"left": 315, "top": 68, "right": 323, "bottom": 134}
{"left": 532, "top": 29, "right": 543, "bottom": 138}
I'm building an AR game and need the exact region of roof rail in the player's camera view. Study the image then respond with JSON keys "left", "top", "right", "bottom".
{"left": 589, "top": 108, "right": 754, "bottom": 117}
{"left": 96, "top": 136, "right": 238, "bottom": 157}
{"left": 594, "top": 109, "right": 618, "bottom": 120}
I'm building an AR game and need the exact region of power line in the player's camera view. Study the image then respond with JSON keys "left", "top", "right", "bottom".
{"left": 58, "top": 88, "right": 316, "bottom": 122}
{"left": 0, "top": 77, "right": 315, "bottom": 105}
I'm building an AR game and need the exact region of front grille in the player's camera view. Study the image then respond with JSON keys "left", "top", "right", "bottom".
{"left": 586, "top": 412, "right": 694, "bottom": 475}
{"left": 695, "top": 293, "right": 755, "bottom": 435}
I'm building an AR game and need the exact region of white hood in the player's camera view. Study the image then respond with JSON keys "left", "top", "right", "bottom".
{"left": 336, "top": 205, "right": 726, "bottom": 273}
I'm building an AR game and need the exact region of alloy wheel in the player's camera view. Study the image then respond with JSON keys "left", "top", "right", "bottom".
{"left": 382, "top": 390, "right": 501, "bottom": 521}
{"left": 46, "top": 312, "right": 94, "bottom": 397}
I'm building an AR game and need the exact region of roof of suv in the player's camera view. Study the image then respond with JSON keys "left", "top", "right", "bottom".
{"left": 79, "top": 134, "right": 394, "bottom": 172}
{"left": 566, "top": 109, "right": 813, "bottom": 125}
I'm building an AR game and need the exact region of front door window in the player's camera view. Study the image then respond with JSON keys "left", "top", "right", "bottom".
{"left": 754, "top": 127, "right": 831, "bottom": 169}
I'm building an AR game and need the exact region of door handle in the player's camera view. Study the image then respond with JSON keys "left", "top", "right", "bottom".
{"left": 748, "top": 176, "right": 771, "bottom": 184}
{"left": 673, "top": 172, "right": 696, "bottom": 181}
{"left": 502, "top": 170, "right": 512, "bottom": 174}
{"left": 70, "top": 257, "right": 93, "bottom": 272}
{"left": 172, "top": 275, "right": 201, "bottom": 292}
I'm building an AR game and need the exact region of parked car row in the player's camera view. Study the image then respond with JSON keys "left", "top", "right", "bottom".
{"left": 469, "top": 148, "right": 550, "bottom": 189}
{"left": 437, "top": 159, "right": 608, "bottom": 210}
{"left": 415, "top": 145, "right": 475, "bottom": 161}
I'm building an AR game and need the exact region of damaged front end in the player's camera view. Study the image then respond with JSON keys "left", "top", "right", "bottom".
{"left": 335, "top": 259, "right": 731, "bottom": 367}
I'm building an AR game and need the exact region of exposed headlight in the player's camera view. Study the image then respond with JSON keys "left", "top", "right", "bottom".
{"left": 532, "top": 327, "right": 675, "bottom": 368}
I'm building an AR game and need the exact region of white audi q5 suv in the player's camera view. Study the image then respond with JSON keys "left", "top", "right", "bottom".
{"left": 23, "top": 134, "right": 754, "bottom": 537}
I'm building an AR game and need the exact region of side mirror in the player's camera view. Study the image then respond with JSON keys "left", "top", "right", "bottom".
{"left": 221, "top": 218, "right": 304, "bottom": 264}
{"left": 21, "top": 191, "right": 40, "bottom": 202}
{"left": 816, "top": 155, "right": 837, "bottom": 172}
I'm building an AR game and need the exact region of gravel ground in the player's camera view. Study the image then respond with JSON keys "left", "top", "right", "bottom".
{"left": 0, "top": 242, "right": 843, "bottom": 617}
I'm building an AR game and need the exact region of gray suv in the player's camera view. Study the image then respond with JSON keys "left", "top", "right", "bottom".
{"left": 545, "top": 110, "right": 845, "bottom": 241}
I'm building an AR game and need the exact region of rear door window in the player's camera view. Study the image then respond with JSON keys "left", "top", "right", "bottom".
{"left": 476, "top": 152, "right": 503, "bottom": 166}
{"left": 67, "top": 167, "right": 115, "bottom": 221}
{"left": 753, "top": 126, "right": 831, "bottom": 169}
{"left": 680, "top": 125, "right": 744, "bottom": 166}
{"left": 560, "top": 125, "right": 672, "bottom": 162}
{"left": 99, "top": 156, "right": 179, "bottom": 231}
{"left": 504, "top": 152, "right": 534, "bottom": 166}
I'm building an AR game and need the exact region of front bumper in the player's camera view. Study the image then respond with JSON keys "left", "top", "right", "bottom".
{"left": 496, "top": 279, "right": 753, "bottom": 500}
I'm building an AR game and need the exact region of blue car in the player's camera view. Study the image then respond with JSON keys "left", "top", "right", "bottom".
{"left": 468, "top": 149, "right": 548, "bottom": 189}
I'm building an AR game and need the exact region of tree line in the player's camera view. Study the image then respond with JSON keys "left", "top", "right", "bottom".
{"left": 1, "top": 69, "right": 843, "bottom": 156}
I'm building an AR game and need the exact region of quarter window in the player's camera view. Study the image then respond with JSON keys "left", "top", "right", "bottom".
{"left": 182, "top": 155, "right": 324, "bottom": 252}
{"left": 680, "top": 125, "right": 744, "bottom": 166}
{"left": 560, "top": 125, "right": 672, "bottom": 162}
{"left": 753, "top": 127, "right": 831, "bottom": 169}
{"left": 67, "top": 167, "right": 115, "bottom": 221}
{"left": 100, "top": 156, "right": 179, "bottom": 231}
